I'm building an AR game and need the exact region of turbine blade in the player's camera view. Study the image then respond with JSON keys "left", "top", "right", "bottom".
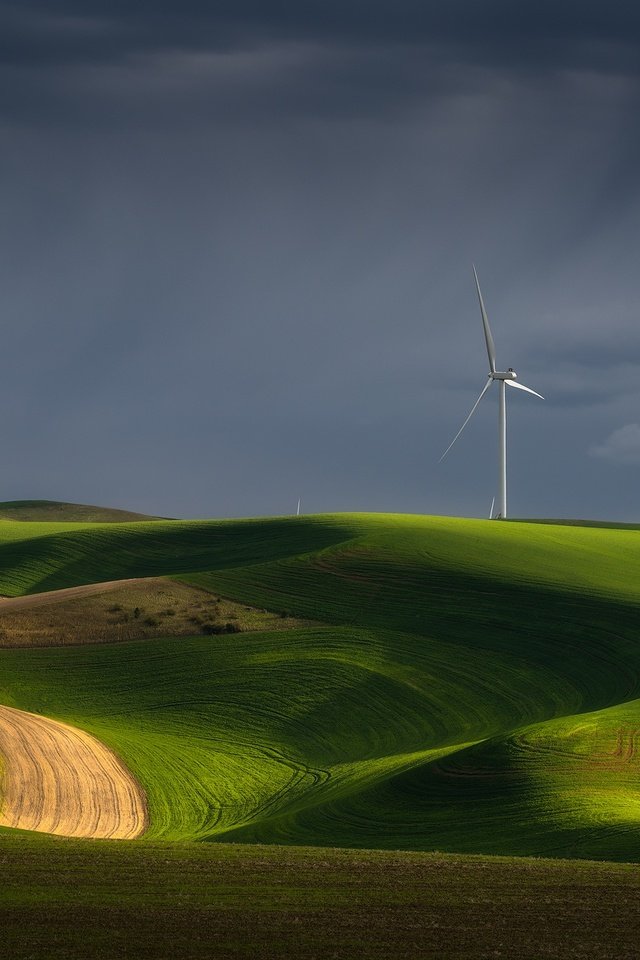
{"left": 505, "top": 379, "right": 544, "bottom": 399}
{"left": 489, "top": 496, "right": 495, "bottom": 520}
{"left": 473, "top": 265, "right": 497, "bottom": 374}
{"left": 439, "top": 378, "right": 493, "bottom": 462}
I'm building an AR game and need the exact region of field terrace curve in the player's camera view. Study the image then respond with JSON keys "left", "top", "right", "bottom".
{"left": 0, "top": 512, "right": 640, "bottom": 858}
{"left": 0, "top": 704, "right": 147, "bottom": 839}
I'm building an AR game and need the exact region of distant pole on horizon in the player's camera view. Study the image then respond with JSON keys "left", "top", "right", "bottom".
{"left": 440, "top": 266, "right": 544, "bottom": 519}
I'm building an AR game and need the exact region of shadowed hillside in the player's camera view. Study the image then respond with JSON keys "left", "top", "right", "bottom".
{"left": 0, "top": 500, "right": 161, "bottom": 523}
{"left": 0, "top": 512, "right": 640, "bottom": 860}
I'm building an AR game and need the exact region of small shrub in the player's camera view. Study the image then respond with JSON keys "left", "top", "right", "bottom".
{"left": 107, "top": 605, "right": 123, "bottom": 613}
{"left": 201, "top": 622, "right": 241, "bottom": 635}
{"left": 144, "top": 617, "right": 158, "bottom": 627}
{"left": 133, "top": 607, "right": 141, "bottom": 620}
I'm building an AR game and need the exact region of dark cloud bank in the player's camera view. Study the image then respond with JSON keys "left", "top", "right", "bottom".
{"left": 1, "top": 1, "right": 640, "bottom": 520}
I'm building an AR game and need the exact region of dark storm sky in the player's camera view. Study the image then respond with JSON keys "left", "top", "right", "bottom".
{"left": 2, "top": 2, "right": 640, "bottom": 520}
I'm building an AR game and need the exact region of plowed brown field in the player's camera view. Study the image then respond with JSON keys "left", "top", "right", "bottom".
{"left": 0, "top": 705, "right": 147, "bottom": 839}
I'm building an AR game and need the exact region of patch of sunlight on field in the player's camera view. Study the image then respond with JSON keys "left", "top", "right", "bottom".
{"left": 1, "top": 512, "right": 640, "bottom": 859}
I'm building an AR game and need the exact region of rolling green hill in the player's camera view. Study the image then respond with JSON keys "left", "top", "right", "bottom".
{"left": 1, "top": 512, "right": 640, "bottom": 859}
{"left": 0, "top": 499, "right": 160, "bottom": 523}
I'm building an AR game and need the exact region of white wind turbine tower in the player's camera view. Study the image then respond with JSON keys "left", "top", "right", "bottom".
{"left": 440, "top": 266, "right": 544, "bottom": 519}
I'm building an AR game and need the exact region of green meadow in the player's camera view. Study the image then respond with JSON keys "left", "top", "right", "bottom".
{"left": 1, "top": 510, "right": 640, "bottom": 860}
{"left": 3, "top": 835, "right": 640, "bottom": 960}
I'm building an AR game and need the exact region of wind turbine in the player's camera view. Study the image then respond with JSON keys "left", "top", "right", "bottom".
{"left": 440, "top": 266, "right": 544, "bottom": 519}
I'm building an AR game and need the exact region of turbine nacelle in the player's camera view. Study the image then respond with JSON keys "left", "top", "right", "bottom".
{"left": 439, "top": 267, "right": 545, "bottom": 519}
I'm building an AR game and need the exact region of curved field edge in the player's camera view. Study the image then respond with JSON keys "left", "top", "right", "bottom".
{"left": 1, "top": 513, "right": 640, "bottom": 856}
{"left": 223, "top": 695, "right": 640, "bottom": 860}
{"left": 3, "top": 624, "right": 640, "bottom": 856}
{"left": 0, "top": 516, "right": 356, "bottom": 597}
{"left": 0, "top": 704, "right": 147, "bottom": 839}
{"left": 0, "top": 577, "right": 313, "bottom": 648}
{"left": 0, "top": 513, "right": 639, "bottom": 602}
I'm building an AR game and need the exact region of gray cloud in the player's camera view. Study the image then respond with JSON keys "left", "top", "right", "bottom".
{"left": 3, "top": 2, "right": 640, "bottom": 128}
{"left": 589, "top": 424, "right": 640, "bottom": 465}
{"left": 4, "top": 2, "right": 640, "bottom": 67}
{"left": 0, "top": 3, "right": 639, "bottom": 521}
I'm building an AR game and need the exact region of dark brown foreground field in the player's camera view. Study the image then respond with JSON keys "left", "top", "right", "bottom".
{"left": 1, "top": 835, "right": 639, "bottom": 960}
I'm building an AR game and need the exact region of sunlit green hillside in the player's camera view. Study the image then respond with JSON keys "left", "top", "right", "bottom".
{"left": 1, "top": 512, "right": 640, "bottom": 859}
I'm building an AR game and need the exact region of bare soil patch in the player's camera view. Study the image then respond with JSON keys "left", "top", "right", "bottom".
{"left": 0, "top": 705, "right": 147, "bottom": 839}
{"left": 0, "top": 578, "right": 311, "bottom": 647}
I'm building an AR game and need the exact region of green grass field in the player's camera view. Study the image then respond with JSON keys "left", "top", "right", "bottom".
{"left": 3, "top": 834, "right": 640, "bottom": 960}
{"left": 1, "top": 510, "right": 640, "bottom": 860}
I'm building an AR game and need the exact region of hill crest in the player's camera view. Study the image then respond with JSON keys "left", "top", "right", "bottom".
{"left": 0, "top": 500, "right": 160, "bottom": 523}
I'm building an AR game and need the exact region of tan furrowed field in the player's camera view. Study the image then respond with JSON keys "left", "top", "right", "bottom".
{"left": 0, "top": 705, "right": 147, "bottom": 839}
